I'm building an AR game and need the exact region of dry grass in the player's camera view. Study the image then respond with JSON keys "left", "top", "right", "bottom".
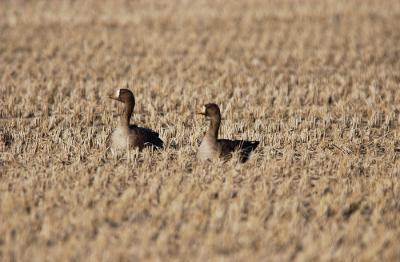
{"left": 1, "top": 0, "right": 400, "bottom": 261}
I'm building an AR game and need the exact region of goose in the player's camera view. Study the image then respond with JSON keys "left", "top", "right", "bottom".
{"left": 197, "top": 103, "right": 259, "bottom": 162}
{"left": 107, "top": 88, "right": 163, "bottom": 151}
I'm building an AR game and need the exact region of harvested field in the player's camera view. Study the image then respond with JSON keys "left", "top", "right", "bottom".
{"left": 1, "top": 0, "right": 400, "bottom": 261}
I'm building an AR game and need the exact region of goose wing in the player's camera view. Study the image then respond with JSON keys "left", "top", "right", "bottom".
{"left": 130, "top": 125, "right": 164, "bottom": 150}
{"left": 217, "top": 139, "right": 259, "bottom": 162}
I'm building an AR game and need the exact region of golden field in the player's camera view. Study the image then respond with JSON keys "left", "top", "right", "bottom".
{"left": 1, "top": 0, "right": 400, "bottom": 261}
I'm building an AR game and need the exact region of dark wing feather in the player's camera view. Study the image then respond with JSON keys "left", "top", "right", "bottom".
{"left": 217, "top": 139, "right": 259, "bottom": 162}
{"left": 130, "top": 125, "right": 164, "bottom": 150}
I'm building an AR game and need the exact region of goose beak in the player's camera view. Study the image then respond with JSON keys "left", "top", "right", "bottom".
{"left": 108, "top": 95, "right": 118, "bottom": 101}
{"left": 109, "top": 89, "right": 121, "bottom": 101}
{"left": 196, "top": 105, "right": 207, "bottom": 116}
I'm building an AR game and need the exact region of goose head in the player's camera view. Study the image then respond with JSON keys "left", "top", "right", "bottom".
{"left": 197, "top": 103, "right": 221, "bottom": 119}
{"left": 109, "top": 88, "right": 135, "bottom": 104}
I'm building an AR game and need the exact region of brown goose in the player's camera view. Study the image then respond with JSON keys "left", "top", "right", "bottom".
{"left": 197, "top": 103, "right": 259, "bottom": 162}
{"left": 107, "top": 88, "right": 163, "bottom": 151}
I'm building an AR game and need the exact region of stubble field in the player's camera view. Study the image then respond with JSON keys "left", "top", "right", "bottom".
{"left": 1, "top": 0, "right": 400, "bottom": 261}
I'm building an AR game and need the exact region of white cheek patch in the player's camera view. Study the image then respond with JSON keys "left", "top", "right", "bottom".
{"left": 115, "top": 89, "right": 120, "bottom": 99}
{"left": 203, "top": 105, "right": 207, "bottom": 114}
